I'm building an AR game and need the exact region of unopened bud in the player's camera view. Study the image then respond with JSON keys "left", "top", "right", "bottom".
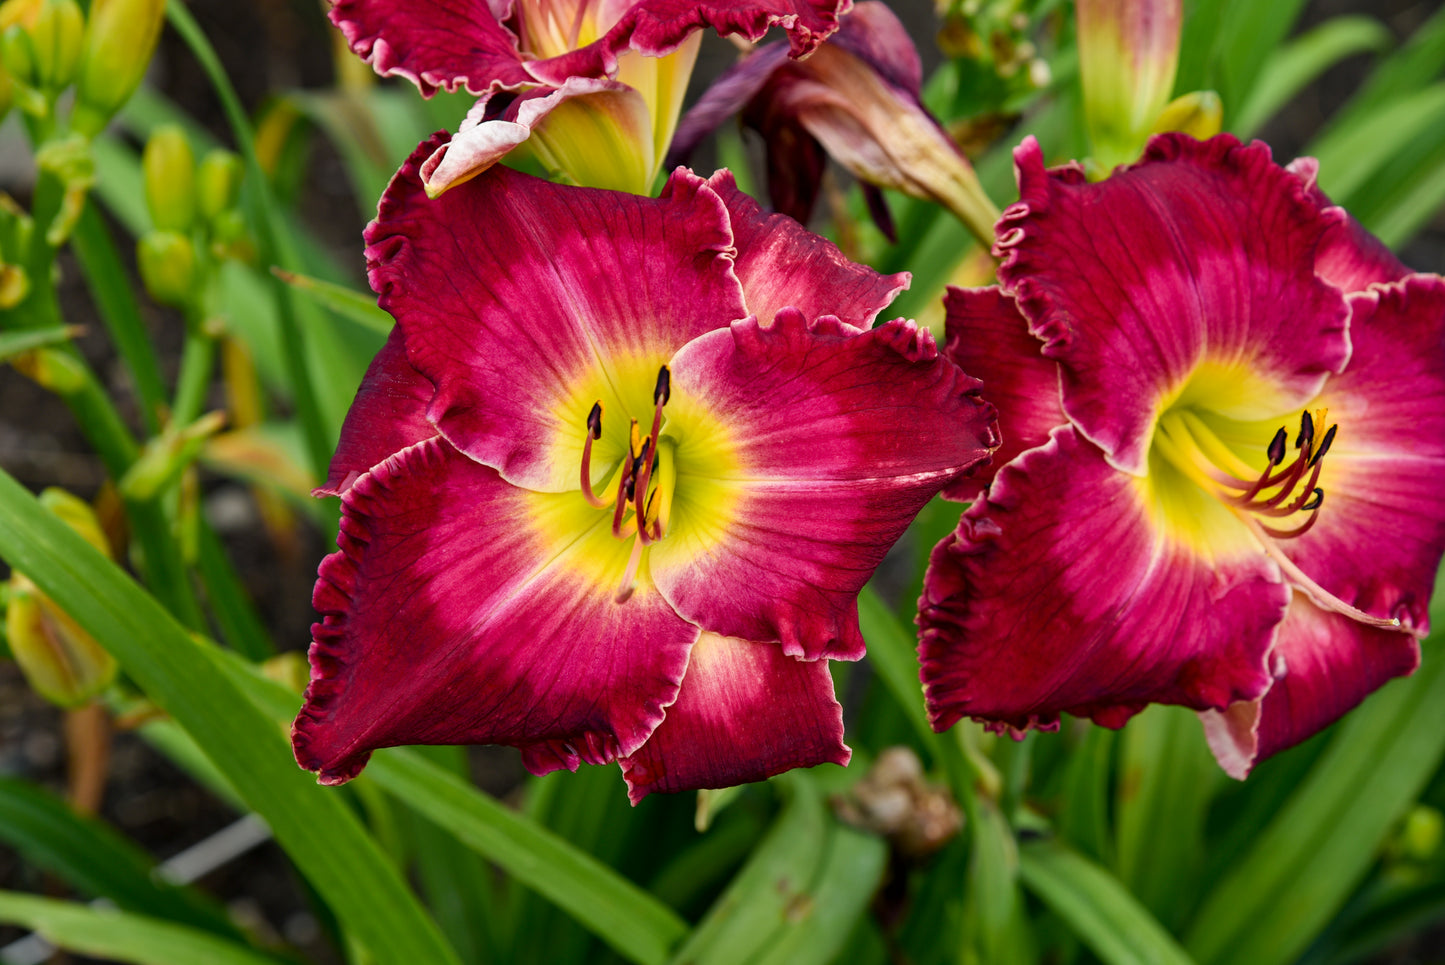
{"left": 38, "top": 487, "right": 110, "bottom": 556}
{"left": 71, "top": 0, "right": 165, "bottom": 136}
{"left": 12, "top": 345, "right": 86, "bottom": 394}
{"left": 1078, "top": 0, "right": 1182, "bottom": 173}
{"left": 0, "top": 23, "right": 34, "bottom": 86}
{"left": 119, "top": 410, "right": 226, "bottom": 500}
{"left": 136, "top": 229, "right": 196, "bottom": 307}
{"left": 1152, "top": 90, "right": 1223, "bottom": 141}
{"left": 143, "top": 125, "right": 196, "bottom": 232}
{"left": 196, "top": 149, "right": 243, "bottom": 221}
{"left": 28, "top": 0, "right": 83, "bottom": 91}
{"left": 0, "top": 263, "right": 27, "bottom": 306}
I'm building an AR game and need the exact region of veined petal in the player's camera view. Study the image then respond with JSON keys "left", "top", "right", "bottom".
{"left": 919, "top": 426, "right": 1283, "bottom": 734}
{"left": 619, "top": 633, "right": 848, "bottom": 802}
{"left": 651, "top": 311, "right": 997, "bottom": 660}
{"left": 524, "top": 0, "right": 851, "bottom": 87}
{"left": 1283, "top": 275, "right": 1445, "bottom": 628}
{"left": 293, "top": 437, "right": 696, "bottom": 785}
{"left": 1286, "top": 157, "right": 1410, "bottom": 291}
{"left": 702, "top": 169, "right": 907, "bottom": 327}
{"left": 318, "top": 327, "right": 437, "bottom": 497}
{"left": 997, "top": 134, "right": 1351, "bottom": 475}
{"left": 366, "top": 136, "right": 745, "bottom": 492}
{"left": 1200, "top": 592, "right": 1421, "bottom": 778}
{"left": 327, "top": 0, "right": 530, "bottom": 95}
{"left": 941, "top": 286, "right": 1062, "bottom": 501}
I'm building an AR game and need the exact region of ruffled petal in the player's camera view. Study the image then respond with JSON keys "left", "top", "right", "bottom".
{"left": 941, "top": 286, "right": 1062, "bottom": 501}
{"left": 1286, "top": 157, "right": 1411, "bottom": 292}
{"left": 996, "top": 134, "right": 1351, "bottom": 475}
{"left": 317, "top": 327, "right": 438, "bottom": 497}
{"left": 650, "top": 311, "right": 998, "bottom": 660}
{"left": 327, "top": 0, "right": 530, "bottom": 95}
{"left": 1200, "top": 592, "right": 1421, "bottom": 778}
{"left": 525, "top": 0, "right": 850, "bottom": 87}
{"left": 292, "top": 436, "right": 697, "bottom": 784}
{"left": 619, "top": 633, "right": 849, "bottom": 802}
{"left": 919, "top": 425, "right": 1283, "bottom": 734}
{"left": 1283, "top": 275, "right": 1445, "bottom": 627}
{"left": 366, "top": 137, "right": 745, "bottom": 492}
{"left": 702, "top": 169, "right": 907, "bottom": 327}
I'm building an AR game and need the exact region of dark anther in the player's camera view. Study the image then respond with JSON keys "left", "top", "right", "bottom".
{"left": 1308, "top": 425, "right": 1337, "bottom": 468}
{"left": 1295, "top": 410, "right": 1314, "bottom": 450}
{"left": 625, "top": 474, "right": 637, "bottom": 501}
{"left": 653, "top": 365, "right": 671, "bottom": 406}
{"left": 1267, "top": 427, "right": 1287, "bottom": 466}
{"left": 586, "top": 401, "right": 603, "bottom": 439}
{"left": 1302, "top": 487, "right": 1324, "bottom": 511}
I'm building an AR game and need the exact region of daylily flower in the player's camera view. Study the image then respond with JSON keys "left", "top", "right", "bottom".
{"left": 918, "top": 133, "right": 1445, "bottom": 777}
{"left": 328, "top": 0, "right": 850, "bottom": 195}
{"left": 291, "top": 134, "right": 999, "bottom": 801}
{"left": 665, "top": 1, "right": 998, "bottom": 246}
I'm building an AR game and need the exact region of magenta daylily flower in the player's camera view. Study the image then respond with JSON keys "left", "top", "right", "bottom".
{"left": 667, "top": 1, "right": 997, "bottom": 245}
{"left": 918, "top": 133, "right": 1445, "bottom": 777}
{"left": 328, "top": 0, "right": 850, "bottom": 195}
{"left": 291, "top": 134, "right": 999, "bottom": 801}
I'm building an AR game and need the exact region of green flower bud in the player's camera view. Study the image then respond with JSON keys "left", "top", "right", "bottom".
{"left": 1078, "top": 0, "right": 1183, "bottom": 173}
{"left": 71, "top": 0, "right": 165, "bottom": 137}
{"left": 38, "top": 487, "right": 110, "bottom": 555}
{"left": 0, "top": 262, "right": 28, "bottom": 307}
{"left": 0, "top": 23, "right": 34, "bottom": 86}
{"left": 11, "top": 345, "right": 86, "bottom": 394}
{"left": 143, "top": 125, "right": 197, "bottom": 232}
{"left": 136, "top": 229, "right": 196, "bottom": 307}
{"left": 196, "top": 148, "right": 244, "bottom": 221}
{"left": 28, "top": 0, "right": 83, "bottom": 91}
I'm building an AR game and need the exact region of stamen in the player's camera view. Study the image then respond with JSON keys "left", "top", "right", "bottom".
{"left": 579, "top": 400, "right": 609, "bottom": 508}
{"left": 615, "top": 531, "right": 645, "bottom": 603}
{"left": 634, "top": 366, "right": 671, "bottom": 544}
{"left": 653, "top": 365, "right": 671, "bottom": 406}
{"left": 611, "top": 435, "right": 637, "bottom": 539}
{"left": 1295, "top": 410, "right": 1313, "bottom": 451}
{"left": 1267, "top": 427, "right": 1287, "bottom": 466}
{"left": 1301, "top": 487, "right": 1323, "bottom": 511}
{"left": 1308, "top": 425, "right": 1337, "bottom": 468}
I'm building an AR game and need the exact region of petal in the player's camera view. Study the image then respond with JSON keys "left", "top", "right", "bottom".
{"left": 366, "top": 137, "right": 745, "bottom": 492}
{"left": 524, "top": 0, "right": 850, "bottom": 87}
{"left": 702, "top": 169, "right": 907, "bottom": 327}
{"left": 1285, "top": 275, "right": 1445, "bottom": 627}
{"left": 317, "top": 326, "right": 438, "bottom": 497}
{"left": 1200, "top": 592, "right": 1420, "bottom": 778}
{"left": 619, "top": 633, "right": 849, "bottom": 802}
{"left": 919, "top": 426, "right": 1283, "bottom": 735}
{"left": 827, "top": 0, "right": 922, "bottom": 95}
{"left": 650, "top": 311, "right": 998, "bottom": 660}
{"left": 327, "top": 0, "right": 530, "bottom": 95}
{"left": 1286, "top": 157, "right": 1411, "bottom": 291}
{"left": 292, "top": 436, "right": 696, "bottom": 784}
{"left": 941, "top": 285, "right": 1063, "bottom": 501}
{"left": 665, "top": 42, "right": 791, "bottom": 166}
{"left": 996, "top": 134, "right": 1351, "bottom": 475}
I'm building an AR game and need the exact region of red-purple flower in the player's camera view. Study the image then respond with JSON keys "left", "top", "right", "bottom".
{"left": 328, "top": 0, "right": 850, "bottom": 195}
{"left": 291, "top": 135, "right": 999, "bottom": 801}
{"left": 918, "top": 133, "right": 1445, "bottom": 777}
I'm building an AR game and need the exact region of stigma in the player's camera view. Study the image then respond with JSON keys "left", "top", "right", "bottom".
{"left": 576, "top": 366, "right": 678, "bottom": 603}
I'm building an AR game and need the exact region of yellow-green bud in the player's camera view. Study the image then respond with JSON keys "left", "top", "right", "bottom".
{"left": 1078, "top": 0, "right": 1182, "bottom": 173}
{"left": 1152, "top": 90, "right": 1223, "bottom": 141}
{"left": 136, "top": 229, "right": 196, "bottom": 307}
{"left": 28, "top": 0, "right": 83, "bottom": 91}
{"left": 12, "top": 345, "right": 85, "bottom": 394}
{"left": 72, "top": 0, "right": 165, "bottom": 137}
{"left": 1401, "top": 806, "right": 1443, "bottom": 861}
{"left": 143, "top": 125, "right": 197, "bottom": 232}
{"left": 0, "top": 23, "right": 34, "bottom": 85}
{"left": 0, "top": 263, "right": 28, "bottom": 307}
{"left": 196, "top": 149, "right": 243, "bottom": 221}
{"left": 38, "top": 487, "right": 110, "bottom": 555}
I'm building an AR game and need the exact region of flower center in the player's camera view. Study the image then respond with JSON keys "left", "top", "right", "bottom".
{"left": 578, "top": 365, "right": 678, "bottom": 602}
{"left": 517, "top": 0, "right": 602, "bottom": 60}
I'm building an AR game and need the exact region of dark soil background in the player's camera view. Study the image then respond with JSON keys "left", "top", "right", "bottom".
{"left": 0, "top": 0, "right": 1443, "bottom": 963}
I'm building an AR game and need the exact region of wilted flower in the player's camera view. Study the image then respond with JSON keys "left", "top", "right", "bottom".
{"left": 292, "top": 135, "right": 999, "bottom": 801}
{"left": 918, "top": 134, "right": 1445, "bottom": 777}
{"left": 328, "top": 0, "right": 850, "bottom": 194}
{"left": 668, "top": 1, "right": 997, "bottom": 245}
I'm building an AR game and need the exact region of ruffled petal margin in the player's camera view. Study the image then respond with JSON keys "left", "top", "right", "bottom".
{"left": 919, "top": 426, "right": 1283, "bottom": 734}
{"left": 996, "top": 134, "right": 1351, "bottom": 475}
{"left": 652, "top": 311, "right": 997, "bottom": 660}
{"left": 619, "top": 633, "right": 848, "bottom": 802}
{"left": 293, "top": 437, "right": 696, "bottom": 784}
{"left": 1286, "top": 157, "right": 1411, "bottom": 292}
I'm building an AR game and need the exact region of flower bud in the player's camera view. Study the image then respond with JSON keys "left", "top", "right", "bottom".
{"left": 5, "top": 489, "right": 116, "bottom": 708}
{"left": 119, "top": 410, "right": 226, "bottom": 501}
{"left": 11, "top": 345, "right": 86, "bottom": 394}
{"left": 0, "top": 23, "right": 34, "bottom": 86}
{"left": 1152, "top": 90, "right": 1223, "bottom": 141}
{"left": 1077, "top": 0, "right": 1182, "bottom": 172}
{"left": 136, "top": 229, "right": 196, "bottom": 307}
{"left": 195, "top": 148, "right": 243, "bottom": 221}
{"left": 143, "top": 125, "right": 196, "bottom": 232}
{"left": 28, "top": 0, "right": 83, "bottom": 91}
{"left": 0, "top": 262, "right": 28, "bottom": 307}
{"left": 71, "top": 0, "right": 165, "bottom": 136}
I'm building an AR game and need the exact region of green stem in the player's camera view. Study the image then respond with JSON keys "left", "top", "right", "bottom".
{"left": 171, "top": 329, "right": 216, "bottom": 426}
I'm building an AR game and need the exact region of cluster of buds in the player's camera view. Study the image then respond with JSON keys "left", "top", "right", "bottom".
{"left": 136, "top": 125, "right": 248, "bottom": 310}
{"left": 833, "top": 747, "right": 963, "bottom": 859}
{"left": 0, "top": 0, "right": 163, "bottom": 135}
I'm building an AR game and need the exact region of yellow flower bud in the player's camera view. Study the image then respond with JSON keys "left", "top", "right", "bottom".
{"left": 1152, "top": 90, "right": 1223, "bottom": 141}
{"left": 196, "top": 148, "right": 243, "bottom": 222}
{"left": 0, "top": 23, "right": 34, "bottom": 86}
{"left": 28, "top": 0, "right": 83, "bottom": 91}
{"left": 136, "top": 229, "right": 196, "bottom": 307}
{"left": 0, "top": 263, "right": 27, "bottom": 307}
{"left": 11, "top": 345, "right": 86, "bottom": 394}
{"left": 71, "top": 0, "right": 165, "bottom": 136}
{"left": 143, "top": 125, "right": 197, "bottom": 232}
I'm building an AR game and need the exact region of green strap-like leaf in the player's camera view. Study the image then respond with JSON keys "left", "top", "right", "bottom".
{"left": 0, "top": 468, "right": 460, "bottom": 965}
{"left": 271, "top": 268, "right": 393, "bottom": 335}
{"left": 0, "top": 892, "right": 283, "bottom": 965}
{"left": 1019, "top": 838, "right": 1196, "bottom": 965}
